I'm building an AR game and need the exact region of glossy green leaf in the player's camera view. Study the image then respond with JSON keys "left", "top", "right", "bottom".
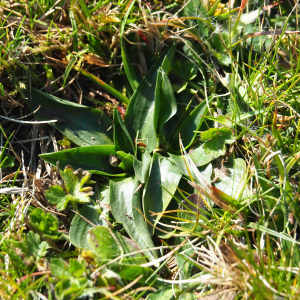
{"left": 168, "top": 153, "right": 212, "bottom": 184}
{"left": 124, "top": 44, "right": 176, "bottom": 152}
{"left": 171, "top": 100, "right": 209, "bottom": 149}
{"left": 117, "top": 151, "right": 134, "bottom": 173}
{"left": 24, "top": 88, "right": 113, "bottom": 146}
{"left": 40, "top": 145, "right": 127, "bottom": 176}
{"left": 120, "top": 0, "right": 139, "bottom": 91}
{"left": 143, "top": 153, "right": 182, "bottom": 234}
{"left": 158, "top": 71, "right": 177, "bottom": 133}
{"left": 214, "top": 158, "right": 251, "bottom": 201}
{"left": 110, "top": 176, "right": 158, "bottom": 263}
{"left": 113, "top": 107, "right": 134, "bottom": 155}
{"left": 133, "top": 149, "right": 151, "bottom": 183}
{"left": 70, "top": 203, "right": 103, "bottom": 249}
{"left": 171, "top": 60, "right": 198, "bottom": 81}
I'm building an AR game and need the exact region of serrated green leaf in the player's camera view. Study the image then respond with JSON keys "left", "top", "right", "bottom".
{"left": 184, "top": 0, "right": 209, "bottom": 37}
{"left": 46, "top": 166, "right": 94, "bottom": 211}
{"left": 17, "top": 232, "right": 49, "bottom": 261}
{"left": 29, "top": 208, "right": 63, "bottom": 240}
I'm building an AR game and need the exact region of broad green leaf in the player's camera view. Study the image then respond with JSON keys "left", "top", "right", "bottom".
{"left": 133, "top": 149, "right": 151, "bottom": 183}
{"left": 110, "top": 176, "right": 158, "bottom": 263}
{"left": 45, "top": 186, "right": 69, "bottom": 211}
{"left": 113, "top": 107, "right": 134, "bottom": 155}
{"left": 87, "top": 226, "right": 122, "bottom": 260}
{"left": 109, "top": 262, "right": 155, "bottom": 283}
{"left": 45, "top": 166, "right": 94, "bottom": 211}
{"left": 171, "top": 60, "right": 198, "bottom": 81}
{"left": 168, "top": 154, "right": 213, "bottom": 184}
{"left": 214, "top": 158, "right": 251, "bottom": 201}
{"left": 200, "top": 127, "right": 235, "bottom": 142}
{"left": 187, "top": 128, "right": 236, "bottom": 166}
{"left": 143, "top": 153, "right": 182, "bottom": 234}
{"left": 51, "top": 258, "right": 70, "bottom": 280}
{"left": 158, "top": 71, "right": 177, "bottom": 133}
{"left": 124, "top": 44, "right": 176, "bottom": 152}
{"left": 117, "top": 151, "right": 134, "bottom": 173}
{"left": 69, "top": 259, "right": 85, "bottom": 278}
{"left": 171, "top": 100, "right": 209, "bottom": 150}
{"left": 29, "top": 208, "right": 63, "bottom": 240}
{"left": 0, "top": 153, "right": 15, "bottom": 168}
{"left": 40, "top": 145, "right": 127, "bottom": 177}
{"left": 147, "top": 287, "right": 180, "bottom": 300}
{"left": 70, "top": 203, "right": 103, "bottom": 249}
{"left": 120, "top": 0, "right": 139, "bottom": 91}
{"left": 87, "top": 226, "right": 147, "bottom": 264}
{"left": 24, "top": 88, "right": 113, "bottom": 146}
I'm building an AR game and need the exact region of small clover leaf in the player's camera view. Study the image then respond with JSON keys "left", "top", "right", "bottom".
{"left": 29, "top": 208, "right": 63, "bottom": 240}
{"left": 46, "top": 165, "right": 94, "bottom": 211}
